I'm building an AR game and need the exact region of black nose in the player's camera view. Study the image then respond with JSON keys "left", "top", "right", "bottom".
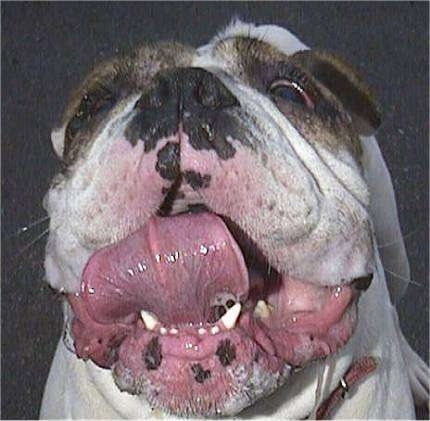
{"left": 126, "top": 67, "right": 242, "bottom": 158}
{"left": 136, "top": 67, "right": 239, "bottom": 113}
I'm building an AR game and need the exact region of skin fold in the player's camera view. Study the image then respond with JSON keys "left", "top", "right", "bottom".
{"left": 40, "top": 20, "right": 429, "bottom": 419}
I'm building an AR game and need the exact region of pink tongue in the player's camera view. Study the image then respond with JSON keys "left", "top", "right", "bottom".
{"left": 81, "top": 213, "right": 249, "bottom": 325}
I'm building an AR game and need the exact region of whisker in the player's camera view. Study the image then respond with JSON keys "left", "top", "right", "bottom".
{"left": 14, "top": 228, "right": 49, "bottom": 260}
{"left": 382, "top": 266, "right": 422, "bottom": 287}
{"left": 6, "top": 215, "right": 50, "bottom": 240}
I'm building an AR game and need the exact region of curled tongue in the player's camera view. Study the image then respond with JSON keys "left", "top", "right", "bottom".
{"left": 81, "top": 213, "right": 249, "bottom": 325}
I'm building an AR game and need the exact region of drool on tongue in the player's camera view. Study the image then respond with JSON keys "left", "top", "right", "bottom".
{"left": 80, "top": 213, "right": 249, "bottom": 325}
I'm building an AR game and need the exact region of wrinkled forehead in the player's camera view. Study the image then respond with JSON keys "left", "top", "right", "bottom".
{"left": 61, "top": 37, "right": 297, "bottom": 118}
{"left": 58, "top": 31, "right": 377, "bottom": 167}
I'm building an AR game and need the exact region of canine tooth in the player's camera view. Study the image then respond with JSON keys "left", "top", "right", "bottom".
{"left": 211, "top": 325, "right": 220, "bottom": 335}
{"left": 219, "top": 303, "right": 241, "bottom": 330}
{"left": 140, "top": 310, "right": 159, "bottom": 331}
{"left": 254, "top": 300, "right": 272, "bottom": 319}
{"left": 160, "top": 327, "right": 167, "bottom": 335}
{"left": 170, "top": 328, "right": 178, "bottom": 334}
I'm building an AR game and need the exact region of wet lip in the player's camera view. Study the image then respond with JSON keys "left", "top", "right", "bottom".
{"left": 63, "top": 210, "right": 367, "bottom": 417}
{"left": 67, "top": 211, "right": 366, "bottom": 370}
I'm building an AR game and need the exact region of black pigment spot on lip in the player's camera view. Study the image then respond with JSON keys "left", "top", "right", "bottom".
{"left": 155, "top": 142, "right": 180, "bottom": 180}
{"left": 215, "top": 339, "right": 236, "bottom": 367}
{"left": 183, "top": 170, "right": 211, "bottom": 189}
{"left": 226, "top": 300, "right": 235, "bottom": 308}
{"left": 207, "top": 305, "right": 227, "bottom": 324}
{"left": 191, "top": 363, "right": 211, "bottom": 383}
{"left": 143, "top": 337, "right": 162, "bottom": 370}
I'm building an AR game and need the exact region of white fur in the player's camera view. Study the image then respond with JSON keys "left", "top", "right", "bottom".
{"left": 206, "top": 19, "right": 309, "bottom": 56}
{"left": 51, "top": 126, "right": 66, "bottom": 157}
{"left": 360, "top": 135, "right": 411, "bottom": 302}
{"left": 40, "top": 20, "right": 428, "bottom": 419}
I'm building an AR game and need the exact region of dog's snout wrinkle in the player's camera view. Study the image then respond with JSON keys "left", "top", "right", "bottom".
{"left": 125, "top": 67, "right": 241, "bottom": 161}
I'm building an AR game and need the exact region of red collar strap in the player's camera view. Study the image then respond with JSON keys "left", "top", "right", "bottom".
{"left": 316, "top": 356, "right": 379, "bottom": 419}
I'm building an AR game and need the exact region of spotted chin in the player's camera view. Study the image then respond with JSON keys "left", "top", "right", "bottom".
{"left": 66, "top": 212, "right": 368, "bottom": 416}
{"left": 112, "top": 351, "right": 292, "bottom": 417}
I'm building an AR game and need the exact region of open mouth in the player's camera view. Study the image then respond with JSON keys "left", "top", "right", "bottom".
{"left": 67, "top": 211, "right": 371, "bottom": 416}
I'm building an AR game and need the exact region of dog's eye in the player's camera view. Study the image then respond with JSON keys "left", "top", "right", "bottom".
{"left": 67, "top": 89, "right": 115, "bottom": 139}
{"left": 63, "top": 87, "right": 116, "bottom": 164}
{"left": 269, "top": 80, "right": 314, "bottom": 109}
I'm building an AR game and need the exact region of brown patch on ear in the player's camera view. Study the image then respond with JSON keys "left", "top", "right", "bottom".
{"left": 290, "top": 50, "right": 381, "bottom": 136}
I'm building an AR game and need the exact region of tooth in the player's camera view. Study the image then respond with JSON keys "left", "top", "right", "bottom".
{"left": 254, "top": 300, "right": 272, "bottom": 319}
{"left": 219, "top": 302, "right": 241, "bottom": 330}
{"left": 140, "top": 310, "right": 159, "bottom": 331}
{"left": 170, "top": 328, "right": 178, "bottom": 334}
{"left": 198, "top": 327, "right": 207, "bottom": 335}
{"left": 210, "top": 325, "right": 220, "bottom": 335}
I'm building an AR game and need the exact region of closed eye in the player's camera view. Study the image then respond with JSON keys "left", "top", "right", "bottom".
{"left": 66, "top": 87, "right": 116, "bottom": 140}
{"left": 64, "top": 86, "right": 116, "bottom": 163}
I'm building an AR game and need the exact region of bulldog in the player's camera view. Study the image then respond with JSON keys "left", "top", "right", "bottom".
{"left": 39, "top": 20, "right": 429, "bottom": 419}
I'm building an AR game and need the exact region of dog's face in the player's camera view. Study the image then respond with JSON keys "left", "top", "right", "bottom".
{"left": 44, "top": 23, "right": 381, "bottom": 416}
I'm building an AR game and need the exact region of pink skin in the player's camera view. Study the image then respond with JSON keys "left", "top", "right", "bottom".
{"left": 80, "top": 213, "right": 249, "bottom": 325}
{"left": 66, "top": 128, "right": 363, "bottom": 415}
{"left": 68, "top": 214, "right": 357, "bottom": 413}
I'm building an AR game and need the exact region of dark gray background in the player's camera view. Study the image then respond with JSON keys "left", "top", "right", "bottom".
{"left": 2, "top": 2, "right": 428, "bottom": 419}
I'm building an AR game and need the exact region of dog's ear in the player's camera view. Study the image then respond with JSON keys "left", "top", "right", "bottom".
{"left": 291, "top": 50, "right": 381, "bottom": 136}
{"left": 51, "top": 126, "right": 66, "bottom": 158}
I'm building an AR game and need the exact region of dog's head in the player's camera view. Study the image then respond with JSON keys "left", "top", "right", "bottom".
{"left": 44, "top": 21, "right": 382, "bottom": 416}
